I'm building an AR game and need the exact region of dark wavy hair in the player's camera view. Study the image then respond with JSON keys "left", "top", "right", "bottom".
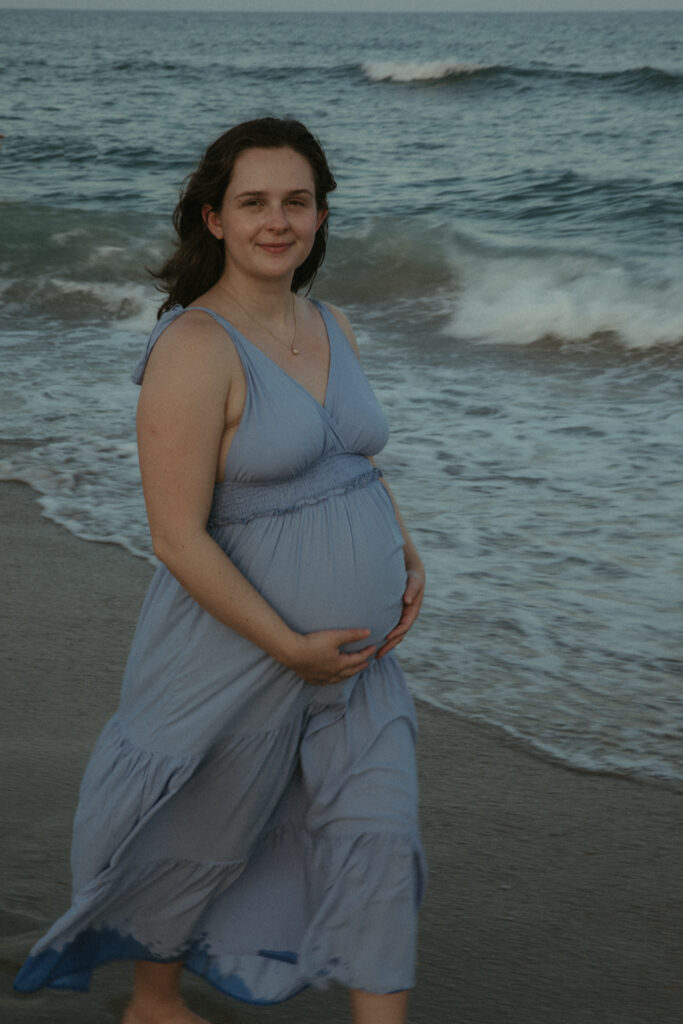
{"left": 151, "top": 117, "right": 337, "bottom": 317}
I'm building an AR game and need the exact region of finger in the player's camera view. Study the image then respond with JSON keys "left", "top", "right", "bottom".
{"left": 376, "top": 636, "right": 403, "bottom": 659}
{"left": 330, "top": 627, "right": 372, "bottom": 645}
{"left": 391, "top": 605, "right": 412, "bottom": 632}
{"left": 384, "top": 601, "right": 419, "bottom": 641}
{"left": 338, "top": 658, "right": 372, "bottom": 680}
{"left": 383, "top": 622, "right": 409, "bottom": 643}
{"left": 329, "top": 645, "right": 376, "bottom": 681}
{"left": 339, "top": 643, "right": 376, "bottom": 664}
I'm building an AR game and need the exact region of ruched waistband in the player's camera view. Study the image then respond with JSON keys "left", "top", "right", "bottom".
{"left": 208, "top": 454, "right": 382, "bottom": 527}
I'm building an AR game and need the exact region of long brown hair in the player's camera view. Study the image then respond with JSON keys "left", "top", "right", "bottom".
{"left": 151, "top": 117, "right": 337, "bottom": 317}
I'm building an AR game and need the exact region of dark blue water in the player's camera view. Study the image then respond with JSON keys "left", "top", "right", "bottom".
{"left": 1, "top": 10, "right": 682, "bottom": 784}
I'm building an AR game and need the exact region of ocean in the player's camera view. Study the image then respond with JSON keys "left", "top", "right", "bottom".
{"left": 1, "top": 8, "right": 682, "bottom": 786}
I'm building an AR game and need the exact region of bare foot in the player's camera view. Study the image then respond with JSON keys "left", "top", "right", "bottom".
{"left": 122, "top": 1002, "right": 213, "bottom": 1024}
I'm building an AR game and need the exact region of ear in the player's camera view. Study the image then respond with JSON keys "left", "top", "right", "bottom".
{"left": 203, "top": 204, "right": 223, "bottom": 240}
{"left": 315, "top": 207, "right": 328, "bottom": 231}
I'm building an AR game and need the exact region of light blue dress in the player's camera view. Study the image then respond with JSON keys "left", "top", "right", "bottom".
{"left": 15, "top": 300, "right": 426, "bottom": 1004}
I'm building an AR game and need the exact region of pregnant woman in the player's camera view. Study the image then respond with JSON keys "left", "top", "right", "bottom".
{"left": 15, "top": 117, "right": 426, "bottom": 1024}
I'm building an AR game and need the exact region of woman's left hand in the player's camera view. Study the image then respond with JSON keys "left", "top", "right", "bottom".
{"left": 377, "top": 566, "right": 426, "bottom": 659}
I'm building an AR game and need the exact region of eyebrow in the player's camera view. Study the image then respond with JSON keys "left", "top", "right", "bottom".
{"left": 233, "top": 188, "right": 314, "bottom": 199}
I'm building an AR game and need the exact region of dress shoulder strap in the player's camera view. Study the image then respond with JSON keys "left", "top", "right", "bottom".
{"left": 131, "top": 304, "right": 244, "bottom": 385}
{"left": 308, "top": 297, "right": 363, "bottom": 369}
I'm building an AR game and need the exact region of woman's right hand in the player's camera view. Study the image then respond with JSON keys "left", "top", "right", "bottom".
{"left": 283, "top": 628, "right": 376, "bottom": 686}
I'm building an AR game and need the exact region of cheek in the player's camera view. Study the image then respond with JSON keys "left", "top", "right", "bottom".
{"left": 222, "top": 222, "right": 254, "bottom": 250}
{"left": 301, "top": 211, "right": 322, "bottom": 241}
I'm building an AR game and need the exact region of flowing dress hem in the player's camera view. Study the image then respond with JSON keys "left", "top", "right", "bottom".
{"left": 14, "top": 824, "right": 423, "bottom": 1002}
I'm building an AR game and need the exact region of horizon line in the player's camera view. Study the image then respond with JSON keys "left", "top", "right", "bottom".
{"left": 0, "top": 5, "right": 680, "bottom": 11}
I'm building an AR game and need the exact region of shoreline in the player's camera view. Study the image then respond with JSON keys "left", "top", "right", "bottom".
{"left": 4, "top": 470, "right": 680, "bottom": 796}
{"left": 2, "top": 479, "right": 682, "bottom": 1023}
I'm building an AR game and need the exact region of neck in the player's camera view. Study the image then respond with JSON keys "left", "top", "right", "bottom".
{"left": 212, "top": 271, "right": 300, "bottom": 355}
{"left": 215, "top": 269, "right": 295, "bottom": 322}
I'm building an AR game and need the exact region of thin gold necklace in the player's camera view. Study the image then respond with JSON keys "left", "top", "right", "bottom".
{"left": 219, "top": 285, "right": 299, "bottom": 356}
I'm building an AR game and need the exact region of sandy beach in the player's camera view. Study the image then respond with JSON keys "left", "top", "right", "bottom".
{"left": 1, "top": 478, "right": 681, "bottom": 1024}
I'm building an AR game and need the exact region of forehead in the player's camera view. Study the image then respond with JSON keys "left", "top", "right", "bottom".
{"left": 228, "top": 146, "right": 315, "bottom": 192}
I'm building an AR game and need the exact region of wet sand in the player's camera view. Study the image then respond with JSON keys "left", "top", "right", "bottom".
{"left": 1, "top": 479, "right": 681, "bottom": 1024}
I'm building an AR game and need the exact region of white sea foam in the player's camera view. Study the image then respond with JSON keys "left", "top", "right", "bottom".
{"left": 0, "top": 439, "right": 153, "bottom": 563}
{"left": 362, "top": 59, "right": 495, "bottom": 83}
{"left": 50, "top": 227, "right": 89, "bottom": 245}
{"left": 445, "top": 241, "right": 683, "bottom": 350}
{"left": 88, "top": 245, "right": 127, "bottom": 263}
{"left": 5, "top": 276, "right": 158, "bottom": 330}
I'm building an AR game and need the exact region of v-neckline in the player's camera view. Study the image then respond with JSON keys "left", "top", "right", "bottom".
{"left": 188, "top": 299, "right": 333, "bottom": 412}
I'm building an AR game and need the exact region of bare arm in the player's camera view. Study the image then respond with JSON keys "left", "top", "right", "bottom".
{"left": 136, "top": 312, "right": 374, "bottom": 684}
{"left": 374, "top": 471, "right": 425, "bottom": 657}
{"left": 324, "top": 304, "right": 426, "bottom": 657}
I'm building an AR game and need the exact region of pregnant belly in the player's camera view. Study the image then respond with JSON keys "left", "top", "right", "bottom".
{"left": 214, "top": 477, "right": 406, "bottom": 651}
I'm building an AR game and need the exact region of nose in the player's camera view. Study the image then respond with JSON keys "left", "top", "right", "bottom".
{"left": 265, "top": 203, "right": 290, "bottom": 232}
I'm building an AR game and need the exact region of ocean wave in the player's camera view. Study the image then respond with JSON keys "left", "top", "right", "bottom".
{"left": 325, "top": 219, "right": 683, "bottom": 353}
{"left": 3, "top": 276, "right": 154, "bottom": 328}
{"left": 362, "top": 59, "right": 497, "bottom": 83}
{"left": 444, "top": 233, "right": 683, "bottom": 351}
{"left": 0, "top": 201, "right": 166, "bottom": 327}
{"left": 362, "top": 59, "right": 683, "bottom": 92}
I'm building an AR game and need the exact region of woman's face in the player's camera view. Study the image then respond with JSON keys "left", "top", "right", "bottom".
{"left": 204, "top": 146, "right": 327, "bottom": 284}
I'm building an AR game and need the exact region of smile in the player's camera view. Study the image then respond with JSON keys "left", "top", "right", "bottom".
{"left": 258, "top": 243, "right": 294, "bottom": 254}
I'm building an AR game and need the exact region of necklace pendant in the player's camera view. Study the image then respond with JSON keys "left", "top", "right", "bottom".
{"left": 291, "top": 346, "right": 299, "bottom": 355}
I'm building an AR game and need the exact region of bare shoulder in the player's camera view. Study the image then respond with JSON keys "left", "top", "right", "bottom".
{"left": 318, "top": 301, "right": 362, "bottom": 360}
{"left": 144, "top": 308, "right": 240, "bottom": 387}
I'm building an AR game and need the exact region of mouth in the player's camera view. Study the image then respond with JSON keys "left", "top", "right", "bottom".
{"left": 258, "top": 242, "right": 294, "bottom": 254}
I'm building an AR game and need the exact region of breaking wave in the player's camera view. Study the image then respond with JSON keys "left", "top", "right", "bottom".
{"left": 362, "top": 59, "right": 683, "bottom": 93}
{"left": 362, "top": 59, "right": 498, "bottom": 83}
